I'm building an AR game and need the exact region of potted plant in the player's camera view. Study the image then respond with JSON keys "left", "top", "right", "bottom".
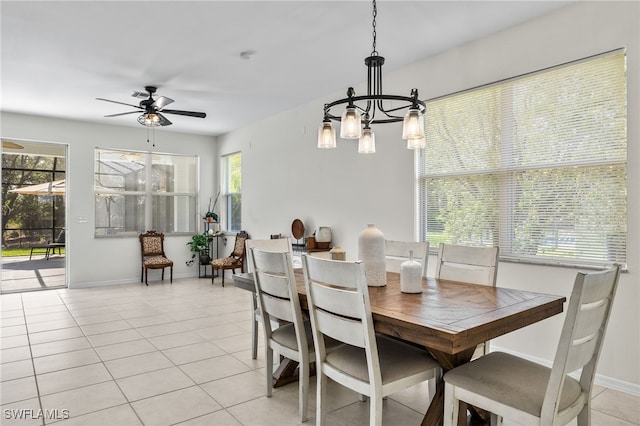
{"left": 204, "top": 190, "right": 220, "bottom": 223}
{"left": 187, "top": 232, "right": 211, "bottom": 264}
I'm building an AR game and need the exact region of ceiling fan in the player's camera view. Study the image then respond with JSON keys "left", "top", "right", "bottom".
{"left": 2, "top": 140, "right": 24, "bottom": 149}
{"left": 96, "top": 86, "right": 206, "bottom": 127}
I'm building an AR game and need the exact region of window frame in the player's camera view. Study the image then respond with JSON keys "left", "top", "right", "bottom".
{"left": 94, "top": 148, "right": 199, "bottom": 237}
{"left": 417, "top": 50, "right": 627, "bottom": 270}
{"left": 221, "top": 152, "right": 242, "bottom": 232}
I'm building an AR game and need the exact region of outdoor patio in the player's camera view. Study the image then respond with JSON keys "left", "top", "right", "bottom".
{"left": 1, "top": 255, "right": 66, "bottom": 293}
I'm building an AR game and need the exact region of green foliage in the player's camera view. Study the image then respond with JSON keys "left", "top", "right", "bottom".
{"left": 204, "top": 211, "right": 218, "bottom": 221}
{"left": 187, "top": 232, "right": 210, "bottom": 253}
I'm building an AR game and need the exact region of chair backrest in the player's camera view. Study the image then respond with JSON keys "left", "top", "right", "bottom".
{"left": 301, "top": 255, "right": 381, "bottom": 387}
{"left": 435, "top": 243, "right": 499, "bottom": 286}
{"left": 231, "top": 231, "right": 250, "bottom": 258}
{"left": 385, "top": 240, "right": 429, "bottom": 278}
{"left": 245, "top": 238, "right": 292, "bottom": 273}
{"left": 541, "top": 265, "right": 621, "bottom": 423}
{"left": 139, "top": 230, "right": 166, "bottom": 257}
{"left": 55, "top": 229, "right": 65, "bottom": 243}
{"left": 250, "top": 248, "right": 308, "bottom": 349}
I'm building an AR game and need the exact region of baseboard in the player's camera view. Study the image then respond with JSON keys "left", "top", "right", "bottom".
{"left": 69, "top": 272, "right": 197, "bottom": 288}
{"left": 492, "top": 345, "right": 640, "bottom": 397}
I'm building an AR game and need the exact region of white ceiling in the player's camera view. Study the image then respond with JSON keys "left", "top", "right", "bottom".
{"left": 1, "top": 1, "right": 571, "bottom": 137}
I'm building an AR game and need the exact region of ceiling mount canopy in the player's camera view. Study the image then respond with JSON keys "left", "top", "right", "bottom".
{"left": 318, "top": 0, "right": 426, "bottom": 154}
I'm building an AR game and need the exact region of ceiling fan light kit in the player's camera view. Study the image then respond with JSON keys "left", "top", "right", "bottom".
{"left": 97, "top": 86, "right": 206, "bottom": 127}
{"left": 318, "top": 0, "right": 426, "bottom": 153}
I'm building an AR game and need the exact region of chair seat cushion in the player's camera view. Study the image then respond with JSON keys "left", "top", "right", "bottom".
{"left": 325, "top": 334, "right": 438, "bottom": 384}
{"left": 271, "top": 321, "right": 342, "bottom": 354}
{"left": 272, "top": 321, "right": 314, "bottom": 352}
{"left": 212, "top": 257, "right": 240, "bottom": 268}
{"left": 444, "top": 352, "right": 583, "bottom": 417}
{"left": 144, "top": 256, "right": 173, "bottom": 267}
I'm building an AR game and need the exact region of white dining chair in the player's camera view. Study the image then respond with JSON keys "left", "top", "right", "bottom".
{"left": 301, "top": 254, "right": 440, "bottom": 426}
{"left": 435, "top": 243, "right": 499, "bottom": 357}
{"left": 384, "top": 240, "right": 429, "bottom": 277}
{"left": 248, "top": 247, "right": 312, "bottom": 422}
{"left": 435, "top": 243, "right": 499, "bottom": 286}
{"left": 245, "top": 238, "right": 292, "bottom": 359}
{"left": 443, "top": 265, "right": 621, "bottom": 426}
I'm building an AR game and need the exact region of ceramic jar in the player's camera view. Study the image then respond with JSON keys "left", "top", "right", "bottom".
{"left": 316, "top": 226, "right": 332, "bottom": 249}
{"left": 358, "top": 224, "right": 386, "bottom": 287}
{"left": 330, "top": 247, "right": 346, "bottom": 261}
{"left": 400, "top": 250, "right": 423, "bottom": 293}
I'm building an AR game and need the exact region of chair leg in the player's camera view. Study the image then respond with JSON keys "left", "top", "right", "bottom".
{"left": 265, "top": 346, "right": 273, "bottom": 397}
{"left": 370, "top": 394, "right": 383, "bottom": 426}
{"left": 251, "top": 296, "right": 258, "bottom": 360}
{"left": 170, "top": 266, "right": 173, "bottom": 283}
{"left": 141, "top": 267, "right": 144, "bottom": 283}
{"left": 221, "top": 270, "right": 225, "bottom": 287}
{"left": 443, "top": 383, "right": 458, "bottom": 426}
{"left": 577, "top": 400, "right": 591, "bottom": 426}
{"left": 145, "top": 268, "right": 149, "bottom": 286}
{"left": 317, "top": 372, "right": 328, "bottom": 426}
{"left": 299, "top": 357, "right": 309, "bottom": 422}
{"left": 161, "top": 268, "right": 165, "bottom": 281}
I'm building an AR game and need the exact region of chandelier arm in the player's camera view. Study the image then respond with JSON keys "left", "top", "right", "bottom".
{"left": 324, "top": 95, "right": 425, "bottom": 121}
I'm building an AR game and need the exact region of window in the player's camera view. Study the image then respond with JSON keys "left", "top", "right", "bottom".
{"left": 94, "top": 149, "right": 198, "bottom": 236}
{"left": 2, "top": 152, "right": 65, "bottom": 246}
{"left": 418, "top": 50, "right": 627, "bottom": 268}
{"left": 222, "top": 152, "right": 241, "bottom": 232}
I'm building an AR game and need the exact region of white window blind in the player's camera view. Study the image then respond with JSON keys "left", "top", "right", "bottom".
{"left": 418, "top": 50, "right": 627, "bottom": 268}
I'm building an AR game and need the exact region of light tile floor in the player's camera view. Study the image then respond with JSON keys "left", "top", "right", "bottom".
{"left": 1, "top": 277, "right": 638, "bottom": 426}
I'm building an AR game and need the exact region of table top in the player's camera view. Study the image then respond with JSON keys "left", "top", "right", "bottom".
{"left": 233, "top": 270, "right": 565, "bottom": 355}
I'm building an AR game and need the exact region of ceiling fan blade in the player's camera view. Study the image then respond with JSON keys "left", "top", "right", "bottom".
{"left": 151, "top": 96, "right": 174, "bottom": 109}
{"left": 104, "top": 111, "right": 140, "bottom": 118}
{"left": 2, "top": 140, "right": 24, "bottom": 149}
{"left": 131, "top": 90, "right": 150, "bottom": 99}
{"left": 96, "top": 98, "right": 141, "bottom": 109}
{"left": 161, "top": 109, "right": 206, "bottom": 118}
{"left": 157, "top": 113, "right": 172, "bottom": 126}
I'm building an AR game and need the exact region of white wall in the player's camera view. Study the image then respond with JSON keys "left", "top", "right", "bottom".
{"left": 1, "top": 113, "right": 218, "bottom": 285}
{"left": 217, "top": 2, "right": 639, "bottom": 393}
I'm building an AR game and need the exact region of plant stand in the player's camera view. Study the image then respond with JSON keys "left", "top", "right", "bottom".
{"left": 199, "top": 220, "right": 221, "bottom": 279}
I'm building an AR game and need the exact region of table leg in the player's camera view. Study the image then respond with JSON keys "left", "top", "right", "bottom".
{"left": 272, "top": 358, "right": 300, "bottom": 387}
{"left": 422, "top": 347, "right": 477, "bottom": 426}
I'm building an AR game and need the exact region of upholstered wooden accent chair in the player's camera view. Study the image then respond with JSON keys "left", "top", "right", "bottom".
{"left": 436, "top": 243, "right": 499, "bottom": 357}
{"left": 443, "top": 265, "right": 621, "bottom": 426}
{"left": 385, "top": 240, "right": 429, "bottom": 277}
{"left": 139, "top": 230, "right": 173, "bottom": 285}
{"left": 301, "top": 254, "right": 440, "bottom": 426}
{"left": 211, "top": 230, "right": 249, "bottom": 286}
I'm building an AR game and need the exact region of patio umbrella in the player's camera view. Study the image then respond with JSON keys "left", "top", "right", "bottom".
{"left": 9, "top": 179, "right": 66, "bottom": 196}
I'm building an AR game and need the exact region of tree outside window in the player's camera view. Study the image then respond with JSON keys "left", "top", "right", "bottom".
{"left": 418, "top": 51, "right": 627, "bottom": 268}
{"left": 222, "top": 152, "right": 241, "bottom": 232}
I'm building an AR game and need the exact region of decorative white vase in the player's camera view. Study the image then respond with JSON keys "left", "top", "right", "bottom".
{"left": 316, "top": 226, "right": 332, "bottom": 248}
{"left": 358, "top": 224, "right": 386, "bottom": 287}
{"left": 400, "top": 250, "right": 423, "bottom": 293}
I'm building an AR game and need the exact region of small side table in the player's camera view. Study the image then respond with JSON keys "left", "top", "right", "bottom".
{"left": 199, "top": 233, "right": 224, "bottom": 279}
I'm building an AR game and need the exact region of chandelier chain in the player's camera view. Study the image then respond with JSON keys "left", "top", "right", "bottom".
{"left": 371, "top": 0, "right": 378, "bottom": 55}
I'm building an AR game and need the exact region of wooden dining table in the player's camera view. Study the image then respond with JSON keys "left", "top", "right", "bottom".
{"left": 232, "top": 269, "right": 565, "bottom": 426}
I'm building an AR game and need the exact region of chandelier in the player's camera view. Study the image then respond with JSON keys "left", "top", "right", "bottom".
{"left": 318, "top": 0, "right": 426, "bottom": 154}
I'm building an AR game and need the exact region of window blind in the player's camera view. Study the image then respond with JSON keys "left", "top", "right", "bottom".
{"left": 417, "top": 50, "right": 627, "bottom": 268}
